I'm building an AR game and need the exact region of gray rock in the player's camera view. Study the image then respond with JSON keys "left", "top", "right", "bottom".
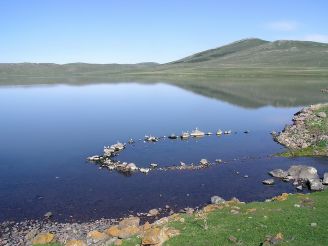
{"left": 199, "top": 159, "right": 209, "bottom": 166}
{"left": 323, "top": 173, "right": 328, "bottom": 185}
{"left": 44, "top": 212, "right": 53, "bottom": 219}
{"left": 211, "top": 196, "right": 225, "bottom": 204}
{"left": 262, "top": 179, "right": 275, "bottom": 185}
{"left": 147, "top": 208, "right": 159, "bottom": 217}
{"left": 287, "top": 165, "right": 319, "bottom": 181}
{"left": 269, "top": 169, "right": 288, "bottom": 178}
{"left": 309, "top": 179, "right": 324, "bottom": 191}
{"left": 317, "top": 111, "right": 327, "bottom": 118}
{"left": 296, "top": 185, "right": 303, "bottom": 191}
{"left": 126, "top": 163, "right": 138, "bottom": 171}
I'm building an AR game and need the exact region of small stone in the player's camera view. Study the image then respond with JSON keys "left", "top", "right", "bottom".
{"left": 118, "top": 226, "right": 140, "bottom": 239}
{"left": 310, "top": 222, "right": 317, "bottom": 227}
{"left": 148, "top": 208, "right": 160, "bottom": 217}
{"left": 106, "top": 226, "right": 120, "bottom": 237}
{"left": 296, "top": 185, "right": 303, "bottom": 191}
{"left": 317, "top": 111, "right": 326, "bottom": 118}
{"left": 215, "top": 159, "right": 222, "bottom": 163}
{"left": 65, "top": 240, "right": 87, "bottom": 246}
{"left": 44, "top": 211, "right": 53, "bottom": 219}
{"left": 230, "top": 209, "right": 239, "bottom": 215}
{"left": 244, "top": 175, "right": 249, "bottom": 178}
{"left": 228, "top": 235, "right": 238, "bottom": 243}
{"left": 323, "top": 173, "right": 328, "bottom": 185}
{"left": 142, "top": 228, "right": 167, "bottom": 245}
{"left": 211, "top": 196, "right": 225, "bottom": 204}
{"left": 294, "top": 204, "right": 301, "bottom": 208}
{"left": 119, "top": 216, "right": 140, "bottom": 228}
{"left": 143, "top": 222, "right": 152, "bottom": 231}
{"left": 199, "top": 159, "right": 209, "bottom": 166}
{"left": 114, "top": 239, "right": 123, "bottom": 245}
{"left": 32, "top": 232, "right": 55, "bottom": 245}
{"left": 87, "top": 230, "right": 108, "bottom": 241}
{"left": 262, "top": 179, "right": 275, "bottom": 185}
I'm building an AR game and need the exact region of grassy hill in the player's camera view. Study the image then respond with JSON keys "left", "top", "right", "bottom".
{"left": 0, "top": 38, "right": 327, "bottom": 108}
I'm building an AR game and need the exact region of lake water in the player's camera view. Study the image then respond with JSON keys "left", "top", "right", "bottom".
{"left": 0, "top": 82, "right": 327, "bottom": 222}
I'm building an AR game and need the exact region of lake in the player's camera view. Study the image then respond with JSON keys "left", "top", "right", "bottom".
{"left": 0, "top": 82, "right": 327, "bottom": 222}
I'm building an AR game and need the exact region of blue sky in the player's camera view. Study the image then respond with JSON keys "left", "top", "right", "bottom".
{"left": 1, "top": 0, "right": 327, "bottom": 64}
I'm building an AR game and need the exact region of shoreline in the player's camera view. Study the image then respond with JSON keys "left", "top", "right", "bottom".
{"left": 1, "top": 104, "right": 328, "bottom": 245}
{"left": 273, "top": 103, "right": 328, "bottom": 157}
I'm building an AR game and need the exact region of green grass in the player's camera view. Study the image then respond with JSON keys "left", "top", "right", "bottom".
{"left": 278, "top": 140, "right": 328, "bottom": 157}
{"left": 122, "top": 191, "right": 328, "bottom": 246}
{"left": 34, "top": 191, "right": 328, "bottom": 245}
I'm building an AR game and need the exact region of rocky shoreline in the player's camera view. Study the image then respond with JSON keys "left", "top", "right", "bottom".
{"left": 2, "top": 105, "right": 328, "bottom": 245}
{"left": 272, "top": 103, "right": 328, "bottom": 155}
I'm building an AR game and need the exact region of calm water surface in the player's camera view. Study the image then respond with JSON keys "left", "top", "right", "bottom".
{"left": 0, "top": 82, "right": 327, "bottom": 222}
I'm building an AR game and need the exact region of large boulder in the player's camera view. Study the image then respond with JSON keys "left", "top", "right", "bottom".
{"left": 287, "top": 165, "right": 319, "bottom": 181}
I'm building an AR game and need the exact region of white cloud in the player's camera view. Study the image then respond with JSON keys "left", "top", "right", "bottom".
{"left": 267, "top": 21, "right": 299, "bottom": 32}
{"left": 302, "top": 34, "right": 328, "bottom": 43}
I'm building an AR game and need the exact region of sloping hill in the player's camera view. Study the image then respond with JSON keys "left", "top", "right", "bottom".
{"left": 170, "top": 38, "right": 269, "bottom": 64}
{"left": 169, "top": 39, "right": 328, "bottom": 68}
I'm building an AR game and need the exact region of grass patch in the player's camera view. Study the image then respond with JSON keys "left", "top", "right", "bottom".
{"left": 167, "top": 192, "right": 328, "bottom": 245}
{"left": 278, "top": 140, "right": 328, "bottom": 157}
{"left": 121, "top": 190, "right": 328, "bottom": 245}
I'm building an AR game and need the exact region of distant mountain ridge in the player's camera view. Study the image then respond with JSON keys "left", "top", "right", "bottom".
{"left": 1, "top": 38, "right": 328, "bottom": 77}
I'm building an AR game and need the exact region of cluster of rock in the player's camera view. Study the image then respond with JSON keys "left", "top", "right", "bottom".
{"left": 272, "top": 104, "right": 328, "bottom": 149}
{"left": 265, "top": 165, "right": 328, "bottom": 191}
{"left": 1, "top": 214, "right": 182, "bottom": 246}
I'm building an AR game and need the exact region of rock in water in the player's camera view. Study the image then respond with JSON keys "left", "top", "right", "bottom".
{"left": 269, "top": 169, "right": 288, "bottom": 178}
{"left": 211, "top": 196, "right": 225, "bottom": 204}
{"left": 262, "top": 179, "right": 275, "bottom": 185}
{"left": 288, "top": 165, "right": 319, "bottom": 181}
{"left": 199, "top": 159, "right": 209, "bottom": 166}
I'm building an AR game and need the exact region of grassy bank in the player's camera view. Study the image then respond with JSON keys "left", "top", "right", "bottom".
{"left": 279, "top": 105, "right": 328, "bottom": 157}
{"left": 123, "top": 191, "right": 328, "bottom": 246}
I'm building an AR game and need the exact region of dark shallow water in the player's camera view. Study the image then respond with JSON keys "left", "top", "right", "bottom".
{"left": 0, "top": 82, "right": 327, "bottom": 222}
